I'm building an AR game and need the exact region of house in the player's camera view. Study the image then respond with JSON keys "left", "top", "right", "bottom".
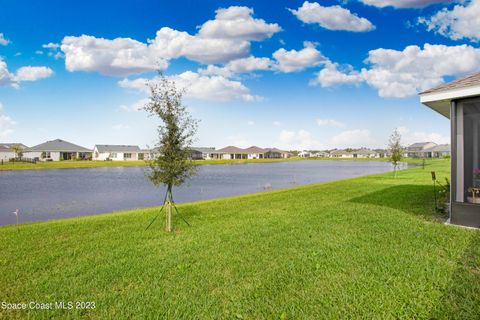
{"left": 352, "top": 148, "right": 377, "bottom": 158}
{"left": 217, "top": 146, "right": 249, "bottom": 159}
{"left": 298, "top": 151, "right": 311, "bottom": 158}
{"left": 93, "top": 145, "right": 141, "bottom": 161}
{"left": 329, "top": 149, "right": 353, "bottom": 158}
{"left": 188, "top": 149, "right": 204, "bottom": 160}
{"left": 374, "top": 149, "right": 389, "bottom": 158}
{"left": 264, "top": 148, "right": 291, "bottom": 159}
{"left": 422, "top": 144, "right": 451, "bottom": 158}
{"left": 420, "top": 72, "right": 480, "bottom": 227}
{"left": 191, "top": 147, "right": 226, "bottom": 160}
{"left": 244, "top": 146, "right": 266, "bottom": 159}
{"left": 405, "top": 142, "right": 437, "bottom": 158}
{"left": 0, "top": 145, "right": 15, "bottom": 161}
{"left": 138, "top": 149, "right": 153, "bottom": 160}
{"left": 24, "top": 139, "right": 92, "bottom": 161}
{"left": 0, "top": 143, "right": 28, "bottom": 161}
{"left": 312, "top": 151, "right": 329, "bottom": 158}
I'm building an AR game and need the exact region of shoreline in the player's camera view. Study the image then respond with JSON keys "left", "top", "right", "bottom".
{"left": 0, "top": 157, "right": 429, "bottom": 171}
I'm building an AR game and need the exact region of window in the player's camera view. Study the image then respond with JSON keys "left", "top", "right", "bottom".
{"left": 124, "top": 153, "right": 132, "bottom": 159}
{"left": 109, "top": 152, "right": 117, "bottom": 159}
{"left": 138, "top": 153, "right": 144, "bottom": 160}
{"left": 462, "top": 101, "right": 480, "bottom": 204}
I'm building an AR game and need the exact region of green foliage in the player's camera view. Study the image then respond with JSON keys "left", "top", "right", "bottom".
{"left": 2, "top": 159, "right": 480, "bottom": 319}
{"left": 389, "top": 128, "right": 403, "bottom": 177}
{"left": 144, "top": 74, "right": 198, "bottom": 188}
{"left": 10, "top": 144, "right": 23, "bottom": 158}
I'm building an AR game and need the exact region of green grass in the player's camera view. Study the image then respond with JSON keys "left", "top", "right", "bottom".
{"left": 0, "top": 156, "right": 427, "bottom": 171}
{"left": 1, "top": 159, "right": 479, "bottom": 319}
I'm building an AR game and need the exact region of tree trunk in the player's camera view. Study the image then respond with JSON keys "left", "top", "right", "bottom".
{"left": 165, "top": 185, "right": 173, "bottom": 232}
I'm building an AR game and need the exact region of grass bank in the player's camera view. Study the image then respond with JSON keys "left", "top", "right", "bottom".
{"left": 0, "top": 156, "right": 426, "bottom": 171}
{"left": 1, "top": 159, "right": 478, "bottom": 319}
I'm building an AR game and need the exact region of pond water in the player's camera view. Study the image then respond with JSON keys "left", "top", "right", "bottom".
{"left": 0, "top": 160, "right": 407, "bottom": 226}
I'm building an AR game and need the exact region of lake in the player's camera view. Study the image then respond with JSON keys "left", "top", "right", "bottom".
{"left": 0, "top": 160, "right": 406, "bottom": 226}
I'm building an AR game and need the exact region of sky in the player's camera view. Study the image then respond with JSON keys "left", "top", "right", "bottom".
{"left": 1, "top": 0, "right": 479, "bottom": 150}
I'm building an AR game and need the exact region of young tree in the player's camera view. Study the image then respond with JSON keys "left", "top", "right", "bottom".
{"left": 389, "top": 129, "right": 403, "bottom": 178}
{"left": 10, "top": 144, "right": 23, "bottom": 162}
{"left": 144, "top": 74, "right": 198, "bottom": 232}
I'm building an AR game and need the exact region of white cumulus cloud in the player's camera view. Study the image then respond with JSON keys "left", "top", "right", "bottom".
{"left": 331, "top": 129, "right": 376, "bottom": 148}
{"left": 396, "top": 126, "right": 450, "bottom": 145}
{"left": 0, "top": 33, "right": 10, "bottom": 46}
{"left": 278, "top": 129, "right": 325, "bottom": 150}
{"left": 60, "top": 6, "right": 280, "bottom": 77}
{"left": 199, "top": 56, "right": 273, "bottom": 77}
{"left": 311, "top": 61, "right": 363, "bottom": 87}
{"left": 273, "top": 42, "right": 327, "bottom": 72}
{"left": 313, "top": 44, "right": 480, "bottom": 98}
{"left": 14, "top": 66, "right": 54, "bottom": 82}
{"left": 360, "top": 0, "right": 455, "bottom": 8}
{"left": 419, "top": 0, "right": 480, "bottom": 42}
{"left": 289, "top": 1, "right": 375, "bottom": 32}
{"left": 0, "top": 58, "right": 54, "bottom": 87}
{"left": 198, "top": 6, "right": 281, "bottom": 41}
{"left": 119, "top": 71, "right": 261, "bottom": 102}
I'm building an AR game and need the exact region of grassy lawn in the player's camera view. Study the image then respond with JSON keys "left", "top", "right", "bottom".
{"left": 1, "top": 159, "right": 479, "bottom": 319}
{"left": 0, "top": 156, "right": 427, "bottom": 171}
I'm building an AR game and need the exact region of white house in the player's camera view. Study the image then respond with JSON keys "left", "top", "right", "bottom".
{"left": 93, "top": 145, "right": 141, "bottom": 161}
{"left": 191, "top": 147, "right": 218, "bottom": 160}
{"left": 24, "top": 139, "right": 92, "bottom": 161}
{"left": 0, "top": 145, "right": 15, "bottom": 161}
{"left": 404, "top": 142, "right": 437, "bottom": 158}
{"left": 352, "top": 148, "right": 377, "bottom": 158}
{"left": 298, "top": 151, "right": 311, "bottom": 158}
{"left": 329, "top": 149, "right": 354, "bottom": 158}
{"left": 0, "top": 143, "right": 27, "bottom": 161}
{"left": 312, "top": 151, "right": 329, "bottom": 158}
{"left": 264, "top": 148, "right": 291, "bottom": 159}
{"left": 217, "top": 146, "right": 249, "bottom": 159}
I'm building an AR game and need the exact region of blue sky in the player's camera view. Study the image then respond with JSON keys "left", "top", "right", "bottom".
{"left": 1, "top": 0, "right": 479, "bottom": 150}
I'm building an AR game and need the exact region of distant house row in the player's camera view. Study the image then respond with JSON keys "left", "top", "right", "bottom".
{"left": 403, "top": 142, "right": 451, "bottom": 158}
{"left": 296, "top": 142, "right": 451, "bottom": 159}
{"left": 0, "top": 139, "right": 451, "bottom": 162}
{"left": 0, "top": 139, "right": 291, "bottom": 161}
{"left": 191, "top": 146, "right": 292, "bottom": 160}
{"left": 299, "top": 148, "right": 389, "bottom": 159}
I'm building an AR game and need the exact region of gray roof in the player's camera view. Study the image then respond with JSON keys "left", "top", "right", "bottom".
{"left": 244, "top": 146, "right": 266, "bottom": 154}
{"left": 192, "top": 147, "right": 217, "bottom": 153}
{"left": 421, "top": 72, "right": 480, "bottom": 94}
{"left": 424, "top": 144, "right": 451, "bottom": 152}
{"left": 0, "top": 145, "right": 11, "bottom": 152}
{"left": 0, "top": 143, "right": 28, "bottom": 150}
{"left": 353, "top": 148, "right": 376, "bottom": 155}
{"left": 217, "top": 146, "right": 248, "bottom": 154}
{"left": 95, "top": 145, "right": 141, "bottom": 153}
{"left": 25, "top": 139, "right": 91, "bottom": 152}
{"left": 330, "top": 149, "right": 351, "bottom": 156}
{"left": 408, "top": 142, "right": 436, "bottom": 149}
{"left": 264, "top": 147, "right": 290, "bottom": 154}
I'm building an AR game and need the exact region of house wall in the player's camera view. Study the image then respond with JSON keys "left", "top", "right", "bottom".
{"left": 247, "top": 153, "right": 264, "bottom": 159}
{"left": 23, "top": 151, "right": 61, "bottom": 161}
{"left": 93, "top": 151, "right": 138, "bottom": 161}
{"left": 0, "top": 151, "right": 15, "bottom": 161}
